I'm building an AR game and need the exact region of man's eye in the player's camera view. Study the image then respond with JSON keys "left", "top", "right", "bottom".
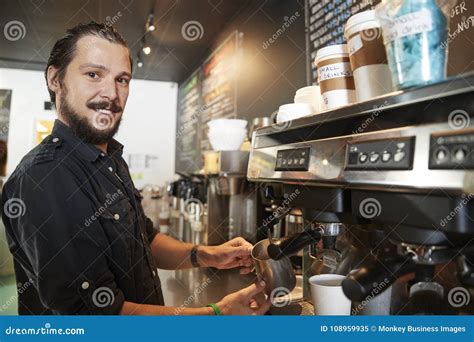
{"left": 118, "top": 78, "right": 130, "bottom": 85}
{"left": 87, "top": 72, "right": 99, "bottom": 79}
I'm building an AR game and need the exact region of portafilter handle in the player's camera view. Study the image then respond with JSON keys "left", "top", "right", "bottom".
{"left": 267, "top": 230, "right": 322, "bottom": 260}
{"left": 342, "top": 255, "right": 417, "bottom": 302}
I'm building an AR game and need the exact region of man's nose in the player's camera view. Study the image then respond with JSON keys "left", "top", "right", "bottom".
{"left": 100, "top": 77, "right": 118, "bottom": 102}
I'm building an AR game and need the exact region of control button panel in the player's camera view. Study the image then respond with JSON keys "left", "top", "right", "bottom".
{"left": 275, "top": 147, "right": 311, "bottom": 171}
{"left": 346, "top": 137, "right": 414, "bottom": 170}
{"left": 429, "top": 132, "right": 474, "bottom": 169}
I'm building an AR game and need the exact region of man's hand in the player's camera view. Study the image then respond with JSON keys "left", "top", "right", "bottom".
{"left": 199, "top": 237, "right": 254, "bottom": 274}
{"left": 216, "top": 281, "right": 271, "bottom": 315}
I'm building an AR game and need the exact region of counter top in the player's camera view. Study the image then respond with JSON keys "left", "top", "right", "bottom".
{"left": 158, "top": 267, "right": 314, "bottom": 315}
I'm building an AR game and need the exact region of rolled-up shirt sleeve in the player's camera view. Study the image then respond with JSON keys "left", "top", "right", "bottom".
{"left": 2, "top": 164, "right": 124, "bottom": 315}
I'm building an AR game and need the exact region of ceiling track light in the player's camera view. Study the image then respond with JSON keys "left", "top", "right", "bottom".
{"left": 146, "top": 12, "right": 155, "bottom": 32}
{"left": 141, "top": 36, "right": 151, "bottom": 55}
{"left": 137, "top": 53, "right": 144, "bottom": 68}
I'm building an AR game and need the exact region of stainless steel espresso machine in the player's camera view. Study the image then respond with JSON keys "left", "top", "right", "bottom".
{"left": 247, "top": 75, "right": 474, "bottom": 315}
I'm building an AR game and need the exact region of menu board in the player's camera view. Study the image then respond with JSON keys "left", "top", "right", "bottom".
{"left": 200, "top": 32, "right": 239, "bottom": 153}
{"left": 175, "top": 31, "right": 239, "bottom": 174}
{"left": 175, "top": 71, "right": 202, "bottom": 173}
{"left": 306, "top": 0, "right": 381, "bottom": 84}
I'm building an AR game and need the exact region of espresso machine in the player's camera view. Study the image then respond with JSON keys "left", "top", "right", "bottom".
{"left": 247, "top": 74, "right": 474, "bottom": 315}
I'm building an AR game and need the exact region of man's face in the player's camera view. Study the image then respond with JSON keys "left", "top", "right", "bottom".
{"left": 55, "top": 35, "right": 132, "bottom": 145}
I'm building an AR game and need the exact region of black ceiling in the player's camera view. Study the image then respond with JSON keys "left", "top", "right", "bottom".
{"left": 0, "top": 0, "right": 259, "bottom": 83}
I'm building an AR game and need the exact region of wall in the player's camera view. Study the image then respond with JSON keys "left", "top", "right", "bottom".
{"left": 180, "top": 0, "right": 307, "bottom": 122}
{"left": 0, "top": 68, "right": 178, "bottom": 189}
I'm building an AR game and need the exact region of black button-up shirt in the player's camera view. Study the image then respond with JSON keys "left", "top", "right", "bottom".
{"left": 1, "top": 119, "right": 164, "bottom": 315}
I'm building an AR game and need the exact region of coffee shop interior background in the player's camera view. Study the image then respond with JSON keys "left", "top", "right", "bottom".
{"left": 1, "top": 0, "right": 474, "bottom": 316}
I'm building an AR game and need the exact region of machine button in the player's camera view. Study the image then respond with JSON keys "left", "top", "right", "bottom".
{"left": 293, "top": 158, "right": 299, "bottom": 165}
{"left": 288, "top": 159, "right": 293, "bottom": 165}
{"left": 369, "top": 152, "right": 379, "bottom": 163}
{"left": 394, "top": 150, "right": 406, "bottom": 162}
{"left": 299, "top": 158, "right": 305, "bottom": 165}
{"left": 434, "top": 147, "right": 449, "bottom": 163}
{"left": 358, "top": 153, "right": 368, "bottom": 163}
{"left": 282, "top": 159, "right": 287, "bottom": 165}
{"left": 381, "top": 151, "right": 391, "bottom": 162}
{"left": 453, "top": 146, "right": 468, "bottom": 162}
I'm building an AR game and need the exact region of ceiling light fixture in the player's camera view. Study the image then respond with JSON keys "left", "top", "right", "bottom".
{"left": 137, "top": 53, "right": 144, "bottom": 68}
{"left": 146, "top": 13, "right": 156, "bottom": 32}
{"left": 142, "top": 45, "right": 151, "bottom": 55}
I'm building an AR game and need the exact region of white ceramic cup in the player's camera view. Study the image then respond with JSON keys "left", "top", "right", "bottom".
{"left": 309, "top": 274, "right": 351, "bottom": 315}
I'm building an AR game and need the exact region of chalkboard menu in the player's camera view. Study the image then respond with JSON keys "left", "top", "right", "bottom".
{"left": 175, "top": 32, "right": 239, "bottom": 174}
{"left": 200, "top": 33, "right": 238, "bottom": 153}
{"left": 175, "top": 71, "right": 202, "bottom": 173}
{"left": 306, "top": 0, "right": 381, "bottom": 84}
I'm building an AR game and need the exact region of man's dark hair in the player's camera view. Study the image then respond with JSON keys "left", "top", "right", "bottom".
{"left": 45, "top": 22, "right": 133, "bottom": 104}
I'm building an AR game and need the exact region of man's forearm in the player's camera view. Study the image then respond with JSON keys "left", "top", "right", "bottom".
{"left": 150, "top": 233, "right": 199, "bottom": 269}
{"left": 120, "top": 301, "right": 214, "bottom": 315}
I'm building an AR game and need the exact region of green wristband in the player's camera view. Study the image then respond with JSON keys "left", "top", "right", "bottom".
{"left": 206, "top": 303, "right": 222, "bottom": 316}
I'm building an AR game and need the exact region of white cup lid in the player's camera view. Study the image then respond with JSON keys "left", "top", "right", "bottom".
{"left": 314, "top": 44, "right": 349, "bottom": 65}
{"left": 344, "top": 10, "right": 381, "bottom": 38}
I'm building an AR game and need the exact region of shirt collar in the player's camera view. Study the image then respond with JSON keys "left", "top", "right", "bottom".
{"left": 51, "top": 119, "right": 124, "bottom": 162}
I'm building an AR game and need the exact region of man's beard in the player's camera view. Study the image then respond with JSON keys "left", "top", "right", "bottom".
{"left": 59, "top": 89, "right": 123, "bottom": 145}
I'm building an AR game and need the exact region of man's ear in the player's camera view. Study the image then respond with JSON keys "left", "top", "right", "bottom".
{"left": 46, "top": 66, "right": 61, "bottom": 95}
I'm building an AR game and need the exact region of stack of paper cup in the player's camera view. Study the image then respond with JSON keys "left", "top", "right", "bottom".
{"left": 276, "top": 103, "right": 313, "bottom": 123}
{"left": 294, "top": 86, "right": 322, "bottom": 113}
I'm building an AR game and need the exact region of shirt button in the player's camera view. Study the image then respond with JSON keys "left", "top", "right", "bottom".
{"left": 113, "top": 213, "right": 120, "bottom": 221}
{"left": 52, "top": 137, "right": 59, "bottom": 143}
{"left": 108, "top": 167, "right": 113, "bottom": 172}
{"left": 81, "top": 281, "right": 90, "bottom": 290}
{"left": 152, "top": 270, "right": 156, "bottom": 277}
{"left": 100, "top": 152, "right": 106, "bottom": 157}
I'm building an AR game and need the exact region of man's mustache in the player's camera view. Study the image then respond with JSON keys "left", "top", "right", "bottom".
{"left": 87, "top": 100, "right": 122, "bottom": 113}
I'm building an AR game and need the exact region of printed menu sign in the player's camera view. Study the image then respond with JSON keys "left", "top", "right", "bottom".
{"left": 306, "top": 0, "right": 381, "bottom": 84}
